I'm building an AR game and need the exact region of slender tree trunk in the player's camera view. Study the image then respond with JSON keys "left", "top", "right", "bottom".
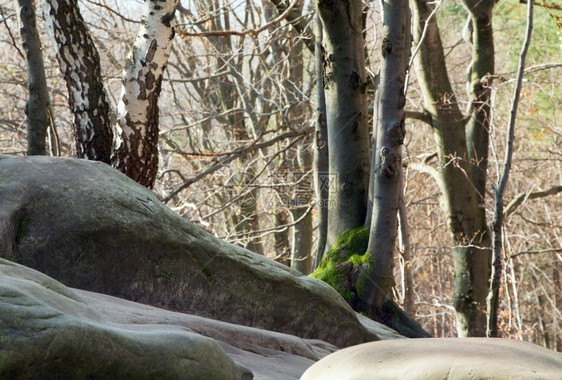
{"left": 548, "top": 265, "right": 562, "bottom": 352}
{"left": 410, "top": 0, "right": 490, "bottom": 337}
{"left": 313, "top": 13, "right": 329, "bottom": 268}
{"left": 42, "top": 0, "right": 113, "bottom": 163}
{"left": 291, "top": 204, "right": 313, "bottom": 274}
{"left": 487, "top": 0, "right": 533, "bottom": 337}
{"left": 15, "top": 0, "right": 49, "bottom": 156}
{"left": 316, "top": 0, "right": 371, "bottom": 248}
{"left": 362, "top": 0, "right": 411, "bottom": 310}
{"left": 398, "top": 174, "right": 415, "bottom": 315}
{"left": 278, "top": 5, "right": 313, "bottom": 273}
{"left": 462, "top": 0, "right": 495, "bottom": 205}
{"left": 112, "top": 0, "right": 177, "bottom": 188}
{"left": 274, "top": 207, "right": 291, "bottom": 265}
{"left": 290, "top": 138, "right": 314, "bottom": 274}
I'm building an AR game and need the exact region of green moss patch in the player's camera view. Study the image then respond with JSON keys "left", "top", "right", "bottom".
{"left": 311, "top": 226, "right": 370, "bottom": 304}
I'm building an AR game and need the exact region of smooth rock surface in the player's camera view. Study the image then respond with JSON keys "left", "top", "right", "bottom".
{"left": 0, "top": 155, "right": 391, "bottom": 347}
{"left": 0, "top": 258, "right": 252, "bottom": 379}
{"left": 72, "top": 288, "right": 339, "bottom": 380}
{"left": 301, "top": 337, "right": 562, "bottom": 380}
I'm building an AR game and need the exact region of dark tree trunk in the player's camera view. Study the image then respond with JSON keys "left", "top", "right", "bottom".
{"left": 274, "top": 208, "right": 291, "bottom": 265}
{"left": 16, "top": 0, "right": 49, "bottom": 156}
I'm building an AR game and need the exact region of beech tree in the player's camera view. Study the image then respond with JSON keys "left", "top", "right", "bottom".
{"left": 313, "top": 0, "right": 429, "bottom": 336}
{"left": 316, "top": 0, "right": 371, "bottom": 247}
{"left": 409, "top": 0, "right": 493, "bottom": 336}
{"left": 363, "top": 0, "right": 412, "bottom": 319}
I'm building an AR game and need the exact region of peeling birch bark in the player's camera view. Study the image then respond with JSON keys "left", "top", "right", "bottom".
{"left": 112, "top": 0, "right": 177, "bottom": 188}
{"left": 42, "top": 0, "right": 113, "bottom": 163}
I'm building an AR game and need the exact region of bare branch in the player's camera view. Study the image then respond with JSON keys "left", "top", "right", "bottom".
{"left": 0, "top": 5, "right": 25, "bottom": 60}
{"left": 268, "top": 0, "right": 315, "bottom": 53}
{"left": 221, "top": 204, "right": 313, "bottom": 241}
{"left": 179, "top": 0, "right": 298, "bottom": 38}
{"left": 504, "top": 185, "right": 562, "bottom": 218}
{"left": 83, "top": 0, "right": 140, "bottom": 24}
{"left": 509, "top": 248, "right": 562, "bottom": 259}
{"left": 405, "top": 109, "right": 432, "bottom": 125}
{"left": 162, "top": 127, "right": 313, "bottom": 203}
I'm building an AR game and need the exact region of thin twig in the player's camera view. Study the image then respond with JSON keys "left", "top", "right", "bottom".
{"left": 180, "top": 0, "right": 298, "bottom": 37}
{"left": 0, "top": 6, "right": 25, "bottom": 60}
{"left": 504, "top": 185, "right": 562, "bottom": 218}
{"left": 83, "top": 0, "right": 140, "bottom": 23}
{"left": 487, "top": 0, "right": 534, "bottom": 338}
{"left": 161, "top": 127, "right": 313, "bottom": 203}
{"left": 509, "top": 248, "right": 562, "bottom": 259}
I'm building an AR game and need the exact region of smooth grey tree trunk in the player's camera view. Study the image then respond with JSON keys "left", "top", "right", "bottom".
{"left": 462, "top": 0, "right": 495, "bottom": 206}
{"left": 15, "top": 0, "right": 49, "bottom": 156}
{"left": 316, "top": 0, "right": 371, "bottom": 250}
{"left": 42, "top": 0, "right": 113, "bottom": 163}
{"left": 112, "top": 0, "right": 178, "bottom": 188}
{"left": 410, "top": 0, "right": 491, "bottom": 337}
{"left": 362, "top": 0, "right": 411, "bottom": 310}
{"left": 312, "top": 0, "right": 429, "bottom": 338}
{"left": 313, "top": 13, "right": 329, "bottom": 268}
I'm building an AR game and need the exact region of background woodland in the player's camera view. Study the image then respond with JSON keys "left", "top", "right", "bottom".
{"left": 0, "top": 0, "right": 560, "bottom": 350}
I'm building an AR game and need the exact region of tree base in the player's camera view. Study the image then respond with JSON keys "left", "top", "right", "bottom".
{"left": 312, "top": 226, "right": 431, "bottom": 338}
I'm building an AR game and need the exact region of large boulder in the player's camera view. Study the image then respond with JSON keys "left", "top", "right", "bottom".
{"left": 0, "top": 258, "right": 252, "bottom": 379}
{"left": 301, "top": 337, "right": 562, "bottom": 380}
{"left": 73, "top": 288, "right": 338, "bottom": 380}
{"left": 0, "top": 155, "right": 393, "bottom": 347}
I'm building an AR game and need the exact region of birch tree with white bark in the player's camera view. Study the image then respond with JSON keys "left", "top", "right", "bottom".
{"left": 41, "top": 0, "right": 177, "bottom": 188}
{"left": 112, "top": 0, "right": 178, "bottom": 188}
{"left": 42, "top": 0, "right": 113, "bottom": 163}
